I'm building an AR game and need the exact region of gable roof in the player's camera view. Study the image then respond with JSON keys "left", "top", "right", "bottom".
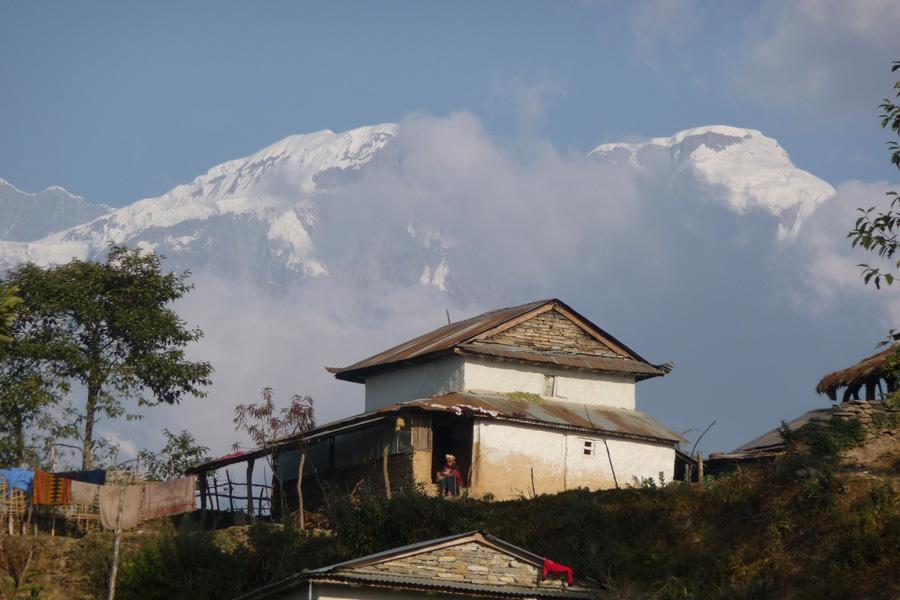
{"left": 327, "top": 298, "right": 669, "bottom": 383}
{"left": 234, "top": 531, "right": 602, "bottom": 599}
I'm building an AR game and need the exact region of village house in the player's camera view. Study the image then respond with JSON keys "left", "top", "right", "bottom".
{"left": 266, "top": 298, "right": 684, "bottom": 506}
{"left": 234, "top": 531, "right": 604, "bottom": 599}
{"left": 188, "top": 299, "right": 686, "bottom": 512}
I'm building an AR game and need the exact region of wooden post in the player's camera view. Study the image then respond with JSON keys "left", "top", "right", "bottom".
{"left": 382, "top": 425, "right": 392, "bottom": 500}
{"left": 225, "top": 471, "right": 235, "bottom": 513}
{"left": 601, "top": 437, "right": 619, "bottom": 489}
{"left": 697, "top": 452, "right": 704, "bottom": 483}
{"left": 296, "top": 450, "right": 306, "bottom": 529}
{"left": 199, "top": 473, "right": 208, "bottom": 514}
{"left": 107, "top": 484, "right": 126, "bottom": 600}
{"left": 212, "top": 476, "right": 220, "bottom": 512}
{"left": 245, "top": 458, "right": 255, "bottom": 521}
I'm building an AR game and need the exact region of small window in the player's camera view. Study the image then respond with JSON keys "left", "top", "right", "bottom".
{"left": 543, "top": 375, "right": 556, "bottom": 397}
{"left": 583, "top": 440, "right": 594, "bottom": 456}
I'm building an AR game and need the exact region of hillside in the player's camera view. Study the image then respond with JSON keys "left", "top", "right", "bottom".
{"left": 5, "top": 419, "right": 898, "bottom": 600}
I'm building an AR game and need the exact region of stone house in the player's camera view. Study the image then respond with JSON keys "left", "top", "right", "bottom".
{"left": 267, "top": 299, "right": 684, "bottom": 505}
{"left": 234, "top": 531, "right": 603, "bottom": 599}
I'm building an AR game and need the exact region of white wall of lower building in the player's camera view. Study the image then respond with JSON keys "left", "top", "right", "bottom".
{"left": 364, "top": 356, "right": 465, "bottom": 411}
{"left": 470, "top": 421, "right": 674, "bottom": 500}
{"left": 462, "top": 357, "right": 636, "bottom": 409}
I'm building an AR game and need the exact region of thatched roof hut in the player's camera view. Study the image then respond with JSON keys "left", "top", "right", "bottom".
{"left": 816, "top": 345, "right": 898, "bottom": 402}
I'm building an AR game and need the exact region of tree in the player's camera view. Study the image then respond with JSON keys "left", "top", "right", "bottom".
{"left": 233, "top": 387, "right": 315, "bottom": 518}
{"left": 3, "top": 246, "right": 213, "bottom": 469}
{"left": 849, "top": 61, "right": 900, "bottom": 289}
{"left": 0, "top": 283, "right": 23, "bottom": 345}
{"left": 139, "top": 429, "right": 210, "bottom": 481}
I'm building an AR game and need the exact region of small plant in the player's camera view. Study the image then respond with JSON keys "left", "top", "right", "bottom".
{"left": 0, "top": 535, "right": 41, "bottom": 599}
{"left": 503, "top": 391, "right": 544, "bottom": 403}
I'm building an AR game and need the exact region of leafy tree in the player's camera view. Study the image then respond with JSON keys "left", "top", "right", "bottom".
{"left": 139, "top": 428, "right": 210, "bottom": 481}
{"left": 849, "top": 61, "right": 900, "bottom": 288}
{"left": 3, "top": 246, "right": 213, "bottom": 469}
{"left": 233, "top": 387, "right": 315, "bottom": 516}
{"left": 0, "top": 283, "right": 23, "bottom": 345}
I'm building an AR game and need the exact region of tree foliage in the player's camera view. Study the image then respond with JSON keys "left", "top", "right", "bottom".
{"left": 849, "top": 61, "right": 900, "bottom": 289}
{"left": 3, "top": 246, "right": 213, "bottom": 469}
{"left": 0, "top": 283, "right": 23, "bottom": 345}
{"left": 139, "top": 428, "right": 211, "bottom": 481}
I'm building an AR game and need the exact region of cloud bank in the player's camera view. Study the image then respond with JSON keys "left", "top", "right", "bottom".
{"left": 105, "top": 113, "right": 896, "bottom": 464}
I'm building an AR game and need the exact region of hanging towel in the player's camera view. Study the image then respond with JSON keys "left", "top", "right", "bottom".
{"left": 33, "top": 469, "right": 72, "bottom": 505}
{"left": 542, "top": 558, "right": 574, "bottom": 586}
{"left": 57, "top": 469, "right": 106, "bottom": 485}
{"left": 99, "top": 485, "right": 143, "bottom": 530}
{"left": 0, "top": 469, "right": 34, "bottom": 497}
{"left": 143, "top": 476, "right": 196, "bottom": 519}
{"left": 70, "top": 480, "right": 100, "bottom": 505}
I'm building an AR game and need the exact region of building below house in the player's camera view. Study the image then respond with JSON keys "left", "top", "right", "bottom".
{"left": 234, "top": 531, "right": 603, "bottom": 599}
{"left": 189, "top": 299, "right": 685, "bottom": 511}
{"left": 707, "top": 344, "right": 900, "bottom": 472}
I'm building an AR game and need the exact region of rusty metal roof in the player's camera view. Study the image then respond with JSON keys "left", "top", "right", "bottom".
{"left": 458, "top": 342, "right": 669, "bottom": 380}
{"left": 284, "top": 392, "right": 684, "bottom": 446}
{"left": 327, "top": 299, "right": 665, "bottom": 383}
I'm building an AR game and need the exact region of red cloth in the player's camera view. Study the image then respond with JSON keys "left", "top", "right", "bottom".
{"left": 542, "top": 558, "right": 574, "bottom": 586}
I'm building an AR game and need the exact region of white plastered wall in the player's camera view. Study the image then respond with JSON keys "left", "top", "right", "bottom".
{"left": 462, "top": 357, "right": 636, "bottom": 409}
{"left": 470, "top": 421, "right": 674, "bottom": 500}
{"left": 364, "top": 355, "right": 465, "bottom": 411}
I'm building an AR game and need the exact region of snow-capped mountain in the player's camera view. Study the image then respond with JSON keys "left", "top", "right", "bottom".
{"left": 0, "top": 178, "right": 111, "bottom": 242}
{"left": 0, "top": 123, "right": 835, "bottom": 289}
{"left": 588, "top": 125, "right": 835, "bottom": 239}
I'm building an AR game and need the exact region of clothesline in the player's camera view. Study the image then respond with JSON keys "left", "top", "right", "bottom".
{"left": 0, "top": 467, "right": 198, "bottom": 531}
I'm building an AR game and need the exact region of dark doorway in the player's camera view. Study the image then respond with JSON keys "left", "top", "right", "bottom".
{"left": 431, "top": 415, "right": 473, "bottom": 485}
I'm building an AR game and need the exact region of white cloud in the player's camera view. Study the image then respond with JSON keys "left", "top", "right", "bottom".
{"left": 631, "top": 0, "right": 700, "bottom": 58}
{"left": 102, "top": 113, "right": 897, "bottom": 458}
{"left": 736, "top": 0, "right": 900, "bottom": 112}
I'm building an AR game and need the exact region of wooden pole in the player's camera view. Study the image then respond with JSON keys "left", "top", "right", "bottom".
{"left": 225, "top": 471, "right": 234, "bottom": 513}
{"left": 245, "top": 459, "right": 255, "bottom": 521}
{"left": 382, "top": 426, "right": 392, "bottom": 500}
{"left": 107, "top": 484, "right": 126, "bottom": 600}
{"left": 296, "top": 450, "right": 306, "bottom": 529}
{"left": 697, "top": 452, "right": 704, "bottom": 483}
{"left": 601, "top": 437, "right": 619, "bottom": 489}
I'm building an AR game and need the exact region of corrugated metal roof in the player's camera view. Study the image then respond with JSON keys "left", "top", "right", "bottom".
{"left": 410, "top": 393, "right": 685, "bottom": 444}
{"left": 327, "top": 299, "right": 665, "bottom": 383}
{"left": 458, "top": 342, "right": 669, "bottom": 380}
{"left": 312, "top": 573, "right": 598, "bottom": 598}
{"left": 731, "top": 408, "right": 832, "bottom": 453}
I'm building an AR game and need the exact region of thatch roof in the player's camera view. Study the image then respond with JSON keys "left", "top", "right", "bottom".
{"left": 816, "top": 345, "right": 898, "bottom": 401}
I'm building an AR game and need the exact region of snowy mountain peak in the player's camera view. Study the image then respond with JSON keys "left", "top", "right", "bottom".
{"left": 0, "top": 178, "right": 111, "bottom": 242}
{"left": 588, "top": 125, "right": 835, "bottom": 238}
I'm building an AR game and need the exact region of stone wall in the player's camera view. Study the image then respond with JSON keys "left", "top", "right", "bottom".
{"left": 484, "top": 309, "right": 620, "bottom": 357}
{"left": 809, "top": 400, "right": 899, "bottom": 438}
{"left": 350, "top": 541, "right": 565, "bottom": 589}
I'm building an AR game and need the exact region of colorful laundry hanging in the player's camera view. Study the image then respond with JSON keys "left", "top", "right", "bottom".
{"left": 99, "top": 484, "right": 143, "bottom": 530}
{"left": 142, "top": 476, "right": 196, "bottom": 519}
{"left": 57, "top": 469, "right": 106, "bottom": 485}
{"left": 0, "top": 468, "right": 34, "bottom": 497}
{"left": 33, "top": 469, "right": 72, "bottom": 505}
{"left": 70, "top": 480, "right": 100, "bottom": 505}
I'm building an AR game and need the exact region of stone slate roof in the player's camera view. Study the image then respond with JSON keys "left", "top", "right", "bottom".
{"left": 234, "top": 531, "right": 604, "bottom": 599}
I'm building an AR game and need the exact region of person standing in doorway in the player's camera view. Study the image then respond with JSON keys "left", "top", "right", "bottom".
{"left": 437, "top": 454, "right": 464, "bottom": 497}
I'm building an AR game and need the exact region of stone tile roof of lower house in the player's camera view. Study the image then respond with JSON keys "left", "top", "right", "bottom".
{"left": 233, "top": 531, "right": 603, "bottom": 599}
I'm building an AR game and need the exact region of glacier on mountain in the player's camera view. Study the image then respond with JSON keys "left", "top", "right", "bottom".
{"left": 0, "top": 122, "right": 835, "bottom": 290}
{"left": 588, "top": 125, "right": 835, "bottom": 239}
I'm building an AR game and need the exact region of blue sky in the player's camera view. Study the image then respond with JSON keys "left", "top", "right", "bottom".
{"left": 2, "top": 1, "right": 900, "bottom": 457}
{"left": 2, "top": 1, "right": 898, "bottom": 206}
